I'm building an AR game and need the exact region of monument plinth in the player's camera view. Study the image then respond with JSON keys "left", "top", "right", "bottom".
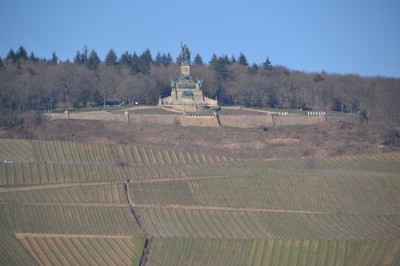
{"left": 159, "top": 44, "right": 219, "bottom": 112}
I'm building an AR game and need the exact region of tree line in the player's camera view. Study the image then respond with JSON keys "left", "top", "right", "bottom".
{"left": 1, "top": 45, "right": 399, "bottom": 125}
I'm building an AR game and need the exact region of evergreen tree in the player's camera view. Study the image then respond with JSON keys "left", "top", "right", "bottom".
{"left": 81, "top": 45, "right": 89, "bottom": 64}
{"left": 230, "top": 55, "right": 237, "bottom": 64}
{"left": 209, "top": 54, "right": 218, "bottom": 67}
{"left": 138, "top": 49, "right": 152, "bottom": 75}
{"left": 160, "top": 53, "right": 167, "bottom": 67}
{"left": 50, "top": 52, "right": 58, "bottom": 64}
{"left": 238, "top": 52, "right": 248, "bottom": 66}
{"left": 313, "top": 74, "right": 324, "bottom": 82}
{"left": 0, "top": 57, "right": 4, "bottom": 69}
{"left": 262, "top": 57, "right": 273, "bottom": 70}
{"left": 119, "top": 51, "right": 132, "bottom": 67}
{"left": 105, "top": 48, "right": 118, "bottom": 66}
{"left": 193, "top": 53, "right": 204, "bottom": 66}
{"left": 248, "top": 63, "right": 259, "bottom": 74}
{"left": 73, "top": 46, "right": 89, "bottom": 64}
{"left": 88, "top": 90, "right": 102, "bottom": 106}
{"left": 16, "top": 46, "right": 28, "bottom": 62}
{"left": 166, "top": 53, "right": 173, "bottom": 65}
{"left": 154, "top": 52, "right": 162, "bottom": 66}
{"left": 29, "top": 52, "right": 39, "bottom": 62}
{"left": 6, "top": 49, "right": 17, "bottom": 64}
{"left": 210, "top": 54, "right": 231, "bottom": 81}
{"left": 155, "top": 81, "right": 170, "bottom": 98}
{"left": 130, "top": 53, "right": 140, "bottom": 74}
{"left": 74, "top": 51, "right": 83, "bottom": 64}
{"left": 161, "top": 53, "right": 173, "bottom": 67}
{"left": 85, "top": 49, "right": 100, "bottom": 70}
{"left": 219, "top": 55, "right": 231, "bottom": 65}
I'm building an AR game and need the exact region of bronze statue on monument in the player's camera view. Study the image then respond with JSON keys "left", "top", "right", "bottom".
{"left": 158, "top": 43, "right": 219, "bottom": 112}
{"left": 180, "top": 42, "right": 191, "bottom": 63}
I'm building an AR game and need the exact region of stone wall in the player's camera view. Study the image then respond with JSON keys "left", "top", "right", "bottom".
{"left": 168, "top": 105, "right": 202, "bottom": 112}
{"left": 180, "top": 115, "right": 219, "bottom": 127}
{"left": 273, "top": 115, "right": 326, "bottom": 126}
{"left": 45, "top": 110, "right": 329, "bottom": 128}
{"left": 203, "top": 96, "right": 218, "bottom": 106}
{"left": 130, "top": 115, "right": 179, "bottom": 125}
{"left": 45, "top": 112, "right": 179, "bottom": 125}
{"left": 219, "top": 115, "right": 274, "bottom": 128}
{"left": 45, "top": 112, "right": 128, "bottom": 122}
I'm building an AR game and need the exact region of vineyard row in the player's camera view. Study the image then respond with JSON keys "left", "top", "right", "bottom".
{"left": 137, "top": 207, "right": 400, "bottom": 240}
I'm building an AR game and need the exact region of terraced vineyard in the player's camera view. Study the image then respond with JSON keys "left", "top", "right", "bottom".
{"left": 147, "top": 238, "right": 400, "bottom": 266}
{"left": 0, "top": 138, "right": 400, "bottom": 265}
{"left": 17, "top": 234, "right": 145, "bottom": 266}
{"left": 0, "top": 183, "right": 128, "bottom": 204}
{"left": 136, "top": 207, "right": 400, "bottom": 240}
{"left": 130, "top": 171, "right": 400, "bottom": 215}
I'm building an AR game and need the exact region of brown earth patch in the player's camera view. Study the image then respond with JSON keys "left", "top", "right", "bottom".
{"left": 6, "top": 115, "right": 399, "bottom": 160}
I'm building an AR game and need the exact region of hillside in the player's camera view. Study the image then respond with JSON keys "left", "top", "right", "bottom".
{"left": 3, "top": 113, "right": 400, "bottom": 160}
{"left": 1, "top": 139, "right": 400, "bottom": 265}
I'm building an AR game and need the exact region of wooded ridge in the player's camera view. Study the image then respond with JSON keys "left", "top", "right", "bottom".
{"left": 1, "top": 45, "right": 399, "bottom": 125}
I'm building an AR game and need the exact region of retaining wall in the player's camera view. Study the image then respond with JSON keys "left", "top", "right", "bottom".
{"left": 45, "top": 112, "right": 127, "bottom": 122}
{"left": 45, "top": 113, "right": 179, "bottom": 125}
{"left": 45, "top": 112, "right": 328, "bottom": 128}
{"left": 219, "top": 115, "right": 274, "bottom": 128}
{"left": 130, "top": 115, "right": 179, "bottom": 125}
{"left": 180, "top": 116, "right": 219, "bottom": 127}
{"left": 273, "top": 115, "right": 326, "bottom": 126}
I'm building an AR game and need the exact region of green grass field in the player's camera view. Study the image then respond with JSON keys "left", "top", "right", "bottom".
{"left": 0, "top": 139, "right": 399, "bottom": 265}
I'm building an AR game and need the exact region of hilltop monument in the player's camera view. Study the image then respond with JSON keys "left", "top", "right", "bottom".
{"left": 159, "top": 43, "right": 219, "bottom": 112}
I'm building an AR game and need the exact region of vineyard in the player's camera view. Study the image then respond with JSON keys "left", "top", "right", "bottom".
{"left": 130, "top": 172, "right": 400, "bottom": 215}
{"left": 16, "top": 234, "right": 144, "bottom": 266}
{"left": 136, "top": 207, "right": 400, "bottom": 240}
{"left": 147, "top": 238, "right": 400, "bottom": 266}
{"left": 0, "top": 139, "right": 400, "bottom": 265}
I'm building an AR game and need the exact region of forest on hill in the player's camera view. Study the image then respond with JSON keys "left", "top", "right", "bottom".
{"left": 1, "top": 45, "right": 399, "bottom": 127}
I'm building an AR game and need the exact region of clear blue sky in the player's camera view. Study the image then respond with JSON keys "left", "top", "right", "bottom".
{"left": 1, "top": 0, "right": 399, "bottom": 77}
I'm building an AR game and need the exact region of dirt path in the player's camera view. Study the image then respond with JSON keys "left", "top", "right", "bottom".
{"left": 131, "top": 174, "right": 247, "bottom": 184}
{"left": 0, "top": 180, "right": 125, "bottom": 192}
{"left": 132, "top": 203, "right": 329, "bottom": 214}
{"left": 15, "top": 233, "right": 135, "bottom": 239}
{"left": 0, "top": 174, "right": 240, "bottom": 194}
{"left": 0, "top": 202, "right": 130, "bottom": 207}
